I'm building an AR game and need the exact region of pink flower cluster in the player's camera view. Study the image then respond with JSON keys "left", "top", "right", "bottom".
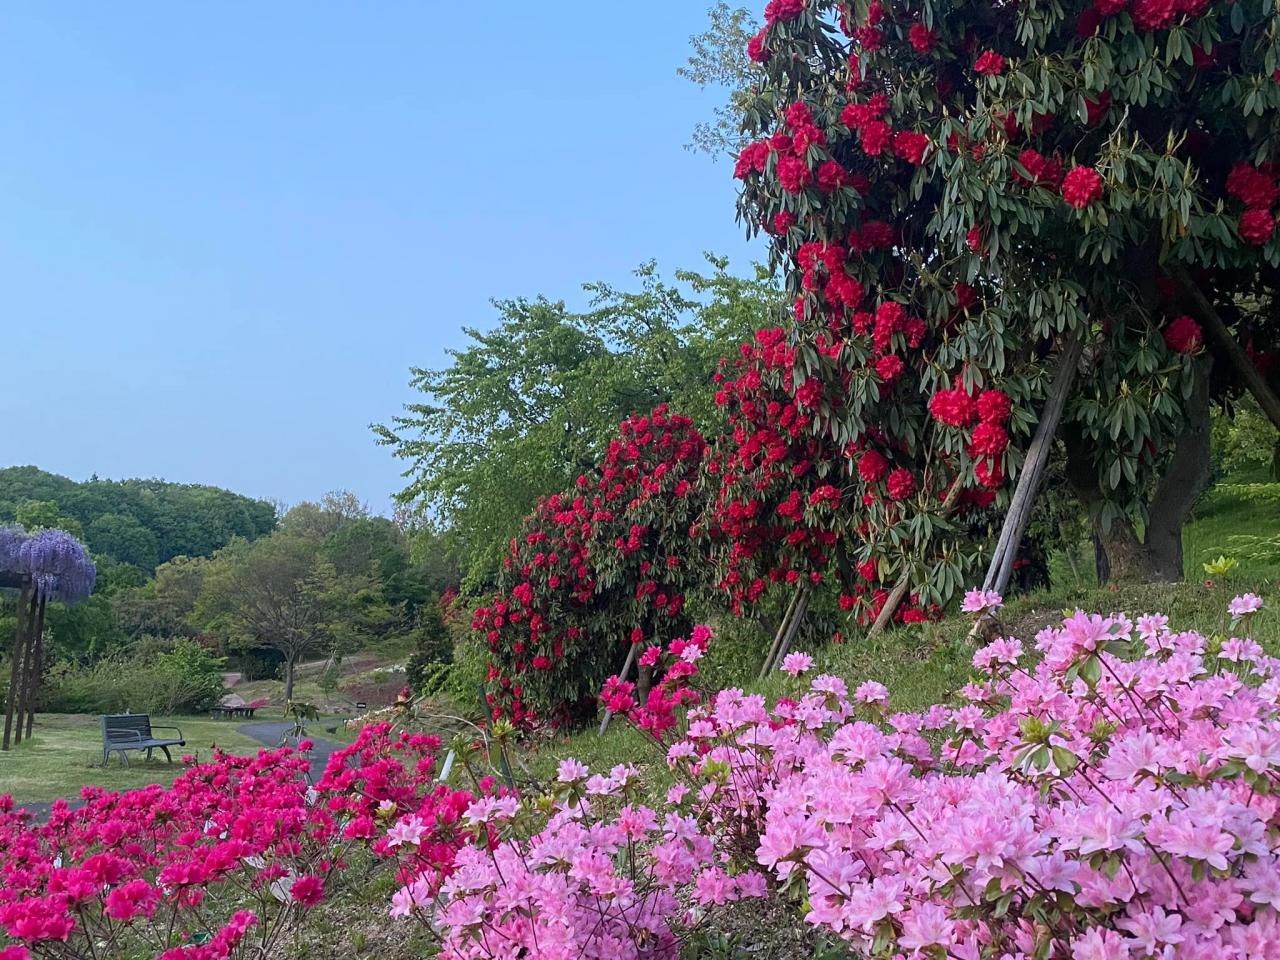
{"left": 389, "top": 759, "right": 766, "bottom": 959}
{"left": 590, "top": 601, "right": 1280, "bottom": 958}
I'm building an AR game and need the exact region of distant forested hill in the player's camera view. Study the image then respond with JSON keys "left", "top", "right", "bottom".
{"left": 0, "top": 466, "right": 277, "bottom": 572}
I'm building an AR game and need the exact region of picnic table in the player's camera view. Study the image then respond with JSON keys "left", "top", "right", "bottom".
{"left": 208, "top": 704, "right": 258, "bottom": 719}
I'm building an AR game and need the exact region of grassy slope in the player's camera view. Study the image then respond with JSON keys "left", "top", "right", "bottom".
{"left": 3, "top": 714, "right": 265, "bottom": 805}
{"left": 531, "top": 478, "right": 1280, "bottom": 778}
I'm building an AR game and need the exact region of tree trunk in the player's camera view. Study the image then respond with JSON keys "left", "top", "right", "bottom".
{"left": 1067, "top": 365, "right": 1212, "bottom": 584}
{"left": 283, "top": 656, "right": 296, "bottom": 702}
{"left": 3, "top": 582, "right": 32, "bottom": 751}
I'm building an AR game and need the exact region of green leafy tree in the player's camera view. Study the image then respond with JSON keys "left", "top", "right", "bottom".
{"left": 194, "top": 534, "right": 346, "bottom": 700}
{"left": 376, "top": 259, "right": 781, "bottom": 586}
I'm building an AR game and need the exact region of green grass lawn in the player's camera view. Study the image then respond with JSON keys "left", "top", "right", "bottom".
{"left": 2, "top": 713, "right": 266, "bottom": 807}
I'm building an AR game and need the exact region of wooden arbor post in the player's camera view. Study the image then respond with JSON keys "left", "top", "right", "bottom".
{"left": 3, "top": 573, "right": 36, "bottom": 751}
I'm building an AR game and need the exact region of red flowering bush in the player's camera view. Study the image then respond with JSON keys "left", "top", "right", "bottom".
{"left": 0, "top": 727, "right": 469, "bottom": 960}
{"left": 730, "top": 0, "right": 1280, "bottom": 597}
{"left": 473, "top": 405, "right": 707, "bottom": 724}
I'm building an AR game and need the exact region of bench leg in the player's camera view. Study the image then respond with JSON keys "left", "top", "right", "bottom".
{"left": 118, "top": 749, "right": 130, "bottom": 768}
{"left": 161, "top": 746, "right": 173, "bottom": 764}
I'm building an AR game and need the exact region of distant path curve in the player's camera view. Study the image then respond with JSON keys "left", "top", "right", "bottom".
{"left": 237, "top": 721, "right": 345, "bottom": 780}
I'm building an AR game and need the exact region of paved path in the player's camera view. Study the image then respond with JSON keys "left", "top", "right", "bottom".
{"left": 236, "top": 720, "right": 345, "bottom": 780}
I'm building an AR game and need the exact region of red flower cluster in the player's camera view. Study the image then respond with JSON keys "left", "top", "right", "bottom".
{"left": 1061, "top": 166, "right": 1104, "bottom": 209}
{"left": 973, "top": 50, "right": 1006, "bottom": 76}
{"left": 1163, "top": 314, "right": 1203, "bottom": 354}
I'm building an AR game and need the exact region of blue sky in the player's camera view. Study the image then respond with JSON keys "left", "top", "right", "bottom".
{"left": 0, "top": 3, "right": 758, "bottom": 513}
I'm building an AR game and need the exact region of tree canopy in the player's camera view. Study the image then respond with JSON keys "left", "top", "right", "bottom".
{"left": 375, "top": 258, "right": 783, "bottom": 585}
{"left": 0, "top": 467, "right": 277, "bottom": 573}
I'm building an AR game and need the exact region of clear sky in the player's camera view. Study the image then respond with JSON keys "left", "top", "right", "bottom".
{"left": 0, "top": 3, "right": 758, "bottom": 513}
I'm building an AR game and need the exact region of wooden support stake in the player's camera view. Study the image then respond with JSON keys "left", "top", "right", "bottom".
{"left": 768, "top": 586, "right": 812, "bottom": 674}
{"left": 758, "top": 587, "right": 803, "bottom": 680}
{"left": 24, "top": 594, "right": 47, "bottom": 739}
{"left": 984, "top": 334, "right": 1084, "bottom": 596}
{"left": 3, "top": 581, "right": 32, "bottom": 751}
{"left": 598, "top": 640, "right": 640, "bottom": 736}
{"left": 10, "top": 590, "right": 38, "bottom": 747}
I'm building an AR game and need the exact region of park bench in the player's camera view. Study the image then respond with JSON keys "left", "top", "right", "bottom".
{"left": 100, "top": 714, "right": 185, "bottom": 767}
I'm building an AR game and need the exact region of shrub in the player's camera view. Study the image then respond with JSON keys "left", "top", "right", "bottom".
{"left": 0, "top": 723, "right": 467, "bottom": 960}
{"left": 43, "top": 639, "right": 224, "bottom": 716}
{"left": 597, "top": 595, "right": 1280, "bottom": 958}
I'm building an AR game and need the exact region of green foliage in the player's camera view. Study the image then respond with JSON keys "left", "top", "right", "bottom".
{"left": 406, "top": 599, "right": 453, "bottom": 695}
{"left": 0, "top": 467, "right": 276, "bottom": 573}
{"left": 1213, "top": 395, "right": 1280, "bottom": 478}
{"left": 44, "top": 638, "right": 225, "bottom": 715}
{"left": 679, "top": 3, "right": 758, "bottom": 156}
{"left": 376, "top": 258, "right": 781, "bottom": 586}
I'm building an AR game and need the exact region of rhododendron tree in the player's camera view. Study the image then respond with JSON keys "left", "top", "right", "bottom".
{"left": 730, "top": 0, "right": 1280, "bottom": 597}
{"left": 473, "top": 406, "right": 709, "bottom": 724}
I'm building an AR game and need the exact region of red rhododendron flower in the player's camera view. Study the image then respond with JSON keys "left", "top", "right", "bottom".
{"left": 1240, "top": 208, "right": 1275, "bottom": 246}
{"left": 874, "top": 354, "right": 905, "bottom": 383}
{"left": 733, "top": 141, "right": 770, "bottom": 180}
{"left": 1084, "top": 91, "right": 1112, "bottom": 126}
{"left": 1096, "top": 0, "right": 1128, "bottom": 14}
{"left": 817, "top": 159, "right": 848, "bottom": 192}
{"left": 1016, "top": 149, "right": 1046, "bottom": 184}
{"left": 1226, "top": 163, "right": 1279, "bottom": 210}
{"left": 1130, "top": 0, "right": 1177, "bottom": 30}
{"left": 969, "top": 422, "right": 1010, "bottom": 457}
{"left": 893, "top": 131, "right": 930, "bottom": 165}
{"left": 886, "top": 468, "right": 916, "bottom": 501}
{"left": 1163, "top": 315, "right": 1202, "bottom": 354}
{"left": 746, "top": 28, "right": 770, "bottom": 63}
{"left": 860, "top": 120, "right": 892, "bottom": 156}
{"left": 974, "top": 457, "right": 1005, "bottom": 489}
{"left": 973, "top": 51, "right": 1006, "bottom": 76}
{"left": 908, "top": 23, "right": 935, "bottom": 53}
{"left": 976, "top": 389, "right": 1012, "bottom": 424}
{"left": 764, "top": 0, "right": 806, "bottom": 24}
{"left": 930, "top": 388, "right": 976, "bottom": 427}
{"left": 966, "top": 225, "right": 984, "bottom": 253}
{"left": 772, "top": 210, "right": 796, "bottom": 234}
{"left": 858, "top": 450, "right": 890, "bottom": 483}
{"left": 1061, "top": 166, "right": 1103, "bottom": 209}
{"left": 777, "top": 154, "right": 812, "bottom": 193}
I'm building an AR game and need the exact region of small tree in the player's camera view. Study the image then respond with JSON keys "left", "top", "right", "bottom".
{"left": 194, "top": 534, "right": 343, "bottom": 701}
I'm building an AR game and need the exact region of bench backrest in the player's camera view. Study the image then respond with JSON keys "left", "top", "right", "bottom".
{"left": 102, "top": 713, "right": 153, "bottom": 743}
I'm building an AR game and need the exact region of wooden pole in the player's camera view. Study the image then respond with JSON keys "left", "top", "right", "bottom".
{"left": 597, "top": 640, "right": 640, "bottom": 736}
{"left": 23, "top": 594, "right": 47, "bottom": 739}
{"left": 1170, "top": 266, "right": 1280, "bottom": 431}
{"left": 3, "top": 580, "right": 32, "bottom": 751}
{"left": 982, "top": 334, "right": 1084, "bottom": 595}
{"left": 10, "top": 590, "right": 38, "bottom": 747}
{"left": 768, "top": 586, "right": 811, "bottom": 674}
{"left": 758, "top": 587, "right": 803, "bottom": 680}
